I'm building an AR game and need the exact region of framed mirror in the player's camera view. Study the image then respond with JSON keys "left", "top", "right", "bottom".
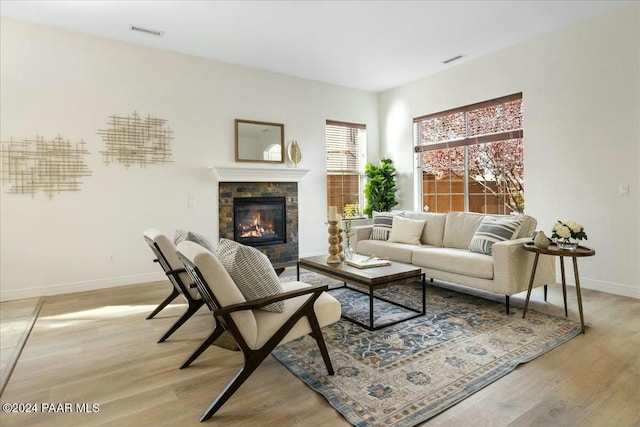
{"left": 235, "top": 119, "right": 285, "bottom": 163}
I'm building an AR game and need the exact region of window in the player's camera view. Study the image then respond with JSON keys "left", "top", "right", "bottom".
{"left": 326, "top": 120, "right": 367, "bottom": 218}
{"left": 414, "top": 93, "right": 524, "bottom": 214}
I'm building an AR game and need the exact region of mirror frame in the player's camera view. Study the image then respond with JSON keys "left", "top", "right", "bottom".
{"left": 234, "top": 119, "right": 285, "bottom": 163}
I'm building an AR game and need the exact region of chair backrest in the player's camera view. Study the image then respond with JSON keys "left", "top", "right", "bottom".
{"left": 176, "top": 240, "right": 258, "bottom": 346}
{"left": 143, "top": 228, "right": 200, "bottom": 300}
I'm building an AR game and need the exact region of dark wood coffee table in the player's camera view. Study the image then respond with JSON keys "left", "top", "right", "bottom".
{"left": 297, "top": 255, "right": 425, "bottom": 330}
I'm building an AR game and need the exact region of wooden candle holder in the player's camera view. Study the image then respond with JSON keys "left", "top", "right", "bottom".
{"left": 327, "top": 220, "right": 341, "bottom": 264}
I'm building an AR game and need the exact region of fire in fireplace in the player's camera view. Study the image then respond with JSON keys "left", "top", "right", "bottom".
{"left": 233, "top": 197, "right": 286, "bottom": 246}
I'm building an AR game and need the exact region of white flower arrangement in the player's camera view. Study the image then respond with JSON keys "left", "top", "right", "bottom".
{"left": 551, "top": 220, "right": 588, "bottom": 242}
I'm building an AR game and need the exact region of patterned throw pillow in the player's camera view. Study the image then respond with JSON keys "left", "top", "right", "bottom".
{"left": 468, "top": 216, "right": 523, "bottom": 255}
{"left": 370, "top": 211, "right": 396, "bottom": 240}
{"left": 216, "top": 238, "right": 284, "bottom": 312}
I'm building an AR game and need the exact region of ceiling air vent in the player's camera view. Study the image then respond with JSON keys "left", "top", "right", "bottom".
{"left": 442, "top": 54, "right": 465, "bottom": 64}
{"left": 129, "top": 25, "right": 164, "bottom": 37}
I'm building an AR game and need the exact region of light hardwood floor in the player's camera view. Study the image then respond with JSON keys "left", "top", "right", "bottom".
{"left": 0, "top": 272, "right": 638, "bottom": 426}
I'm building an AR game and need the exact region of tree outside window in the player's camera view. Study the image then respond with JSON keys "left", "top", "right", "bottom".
{"left": 415, "top": 94, "right": 524, "bottom": 214}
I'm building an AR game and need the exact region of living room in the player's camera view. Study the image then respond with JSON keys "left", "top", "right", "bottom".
{"left": 0, "top": 1, "right": 639, "bottom": 425}
{"left": 1, "top": 2, "right": 638, "bottom": 304}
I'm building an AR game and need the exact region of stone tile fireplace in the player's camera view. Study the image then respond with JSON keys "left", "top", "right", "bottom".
{"left": 218, "top": 179, "right": 300, "bottom": 269}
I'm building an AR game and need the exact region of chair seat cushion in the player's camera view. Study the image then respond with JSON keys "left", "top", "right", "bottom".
{"left": 217, "top": 238, "right": 285, "bottom": 312}
{"left": 251, "top": 281, "right": 341, "bottom": 350}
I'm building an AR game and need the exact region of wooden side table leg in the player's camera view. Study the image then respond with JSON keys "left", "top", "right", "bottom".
{"left": 522, "top": 253, "right": 539, "bottom": 319}
{"left": 560, "top": 256, "right": 568, "bottom": 317}
{"left": 572, "top": 257, "right": 586, "bottom": 334}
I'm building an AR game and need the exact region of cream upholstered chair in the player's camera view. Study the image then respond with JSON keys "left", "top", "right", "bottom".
{"left": 143, "top": 229, "right": 204, "bottom": 343}
{"left": 176, "top": 240, "right": 341, "bottom": 422}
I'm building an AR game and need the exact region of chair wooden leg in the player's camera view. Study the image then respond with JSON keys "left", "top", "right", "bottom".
{"left": 307, "top": 312, "right": 334, "bottom": 375}
{"left": 158, "top": 299, "right": 204, "bottom": 343}
{"left": 146, "top": 287, "right": 180, "bottom": 319}
{"left": 200, "top": 351, "right": 271, "bottom": 422}
{"left": 180, "top": 323, "right": 226, "bottom": 369}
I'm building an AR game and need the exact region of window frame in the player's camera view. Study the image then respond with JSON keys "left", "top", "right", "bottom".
{"left": 413, "top": 93, "right": 524, "bottom": 214}
{"left": 325, "top": 120, "right": 367, "bottom": 218}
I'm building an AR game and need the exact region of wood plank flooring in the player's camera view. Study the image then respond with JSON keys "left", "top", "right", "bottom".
{"left": 0, "top": 272, "right": 638, "bottom": 426}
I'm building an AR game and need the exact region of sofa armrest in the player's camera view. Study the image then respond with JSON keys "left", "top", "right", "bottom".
{"left": 350, "top": 225, "right": 372, "bottom": 251}
{"left": 492, "top": 237, "right": 556, "bottom": 296}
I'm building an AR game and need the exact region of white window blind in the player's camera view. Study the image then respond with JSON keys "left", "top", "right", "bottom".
{"left": 325, "top": 120, "right": 366, "bottom": 216}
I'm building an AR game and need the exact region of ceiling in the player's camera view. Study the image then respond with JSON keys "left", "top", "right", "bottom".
{"left": 0, "top": 0, "right": 630, "bottom": 92}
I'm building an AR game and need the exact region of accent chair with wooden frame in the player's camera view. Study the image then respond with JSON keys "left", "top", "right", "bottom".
{"left": 143, "top": 229, "right": 204, "bottom": 343}
{"left": 176, "top": 240, "right": 341, "bottom": 422}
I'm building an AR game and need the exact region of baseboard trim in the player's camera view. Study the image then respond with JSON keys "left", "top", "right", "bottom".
{"left": 0, "top": 272, "right": 167, "bottom": 302}
{"left": 555, "top": 273, "right": 639, "bottom": 299}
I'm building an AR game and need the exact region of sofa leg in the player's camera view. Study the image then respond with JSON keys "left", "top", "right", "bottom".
{"left": 505, "top": 295, "right": 510, "bottom": 315}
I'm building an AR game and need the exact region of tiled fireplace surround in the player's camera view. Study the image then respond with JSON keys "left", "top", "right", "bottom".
{"left": 218, "top": 181, "right": 299, "bottom": 268}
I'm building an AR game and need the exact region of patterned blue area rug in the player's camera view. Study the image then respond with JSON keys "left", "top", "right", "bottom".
{"left": 275, "top": 270, "right": 581, "bottom": 427}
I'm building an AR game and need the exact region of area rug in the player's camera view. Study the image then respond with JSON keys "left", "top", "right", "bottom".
{"left": 275, "top": 269, "right": 582, "bottom": 427}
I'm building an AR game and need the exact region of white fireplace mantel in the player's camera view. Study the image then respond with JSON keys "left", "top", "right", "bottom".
{"left": 209, "top": 166, "right": 310, "bottom": 182}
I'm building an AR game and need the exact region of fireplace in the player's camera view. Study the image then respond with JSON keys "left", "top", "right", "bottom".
{"left": 219, "top": 181, "right": 298, "bottom": 268}
{"left": 233, "top": 197, "right": 286, "bottom": 246}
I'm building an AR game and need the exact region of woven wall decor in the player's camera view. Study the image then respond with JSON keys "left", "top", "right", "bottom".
{"left": 98, "top": 111, "right": 174, "bottom": 167}
{"left": 0, "top": 136, "right": 93, "bottom": 199}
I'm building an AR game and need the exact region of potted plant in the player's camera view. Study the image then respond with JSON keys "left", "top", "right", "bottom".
{"left": 364, "top": 157, "right": 398, "bottom": 217}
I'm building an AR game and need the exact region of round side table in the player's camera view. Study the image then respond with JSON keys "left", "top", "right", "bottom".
{"left": 522, "top": 242, "right": 595, "bottom": 333}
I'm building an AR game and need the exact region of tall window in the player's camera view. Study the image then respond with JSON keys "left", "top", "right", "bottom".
{"left": 326, "top": 120, "right": 366, "bottom": 217}
{"left": 414, "top": 93, "right": 524, "bottom": 214}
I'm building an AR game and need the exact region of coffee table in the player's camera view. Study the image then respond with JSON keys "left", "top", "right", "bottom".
{"left": 297, "top": 255, "right": 425, "bottom": 330}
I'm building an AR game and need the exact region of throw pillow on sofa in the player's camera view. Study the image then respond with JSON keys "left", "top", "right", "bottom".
{"left": 468, "top": 216, "right": 523, "bottom": 255}
{"left": 371, "top": 211, "right": 395, "bottom": 240}
{"left": 388, "top": 216, "right": 426, "bottom": 245}
{"left": 216, "top": 238, "right": 284, "bottom": 313}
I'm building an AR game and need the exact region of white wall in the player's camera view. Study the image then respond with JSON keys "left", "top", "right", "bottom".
{"left": 2, "top": 4, "right": 638, "bottom": 302}
{"left": 379, "top": 4, "right": 640, "bottom": 298}
{"left": 0, "top": 18, "right": 379, "bottom": 301}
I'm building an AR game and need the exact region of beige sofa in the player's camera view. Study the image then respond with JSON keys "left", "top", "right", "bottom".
{"left": 351, "top": 211, "right": 556, "bottom": 313}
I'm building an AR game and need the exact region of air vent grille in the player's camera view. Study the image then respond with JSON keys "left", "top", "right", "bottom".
{"left": 130, "top": 25, "right": 164, "bottom": 37}
{"left": 443, "top": 54, "right": 465, "bottom": 64}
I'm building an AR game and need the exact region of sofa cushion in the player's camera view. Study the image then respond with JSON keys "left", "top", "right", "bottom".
{"left": 371, "top": 211, "right": 395, "bottom": 240}
{"left": 388, "top": 216, "right": 426, "bottom": 245}
{"left": 443, "top": 212, "right": 486, "bottom": 249}
{"left": 217, "top": 238, "right": 284, "bottom": 313}
{"left": 469, "top": 216, "right": 524, "bottom": 255}
{"left": 355, "top": 240, "right": 414, "bottom": 264}
{"left": 404, "top": 211, "right": 447, "bottom": 247}
{"left": 412, "top": 247, "right": 494, "bottom": 280}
